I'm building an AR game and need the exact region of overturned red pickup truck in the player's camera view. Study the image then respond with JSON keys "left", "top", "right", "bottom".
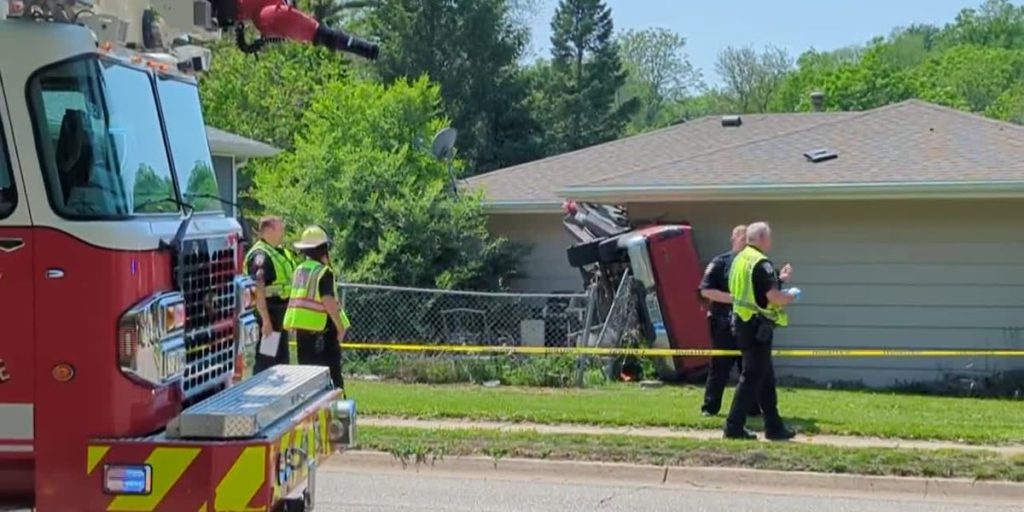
{"left": 563, "top": 201, "right": 713, "bottom": 381}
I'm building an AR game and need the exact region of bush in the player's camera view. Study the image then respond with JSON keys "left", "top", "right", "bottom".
{"left": 344, "top": 352, "right": 608, "bottom": 388}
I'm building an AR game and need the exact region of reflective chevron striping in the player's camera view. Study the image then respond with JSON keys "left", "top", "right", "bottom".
{"left": 87, "top": 445, "right": 111, "bottom": 475}
{"left": 214, "top": 446, "right": 267, "bottom": 511}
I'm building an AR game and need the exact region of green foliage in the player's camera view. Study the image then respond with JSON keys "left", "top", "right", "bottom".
{"left": 762, "top": 0, "right": 1024, "bottom": 120}
{"left": 249, "top": 76, "right": 525, "bottom": 290}
{"left": 985, "top": 84, "right": 1024, "bottom": 123}
{"left": 539, "top": 0, "right": 638, "bottom": 152}
{"left": 908, "top": 45, "right": 1024, "bottom": 112}
{"left": 345, "top": 353, "right": 603, "bottom": 387}
{"left": 937, "top": 0, "right": 1024, "bottom": 50}
{"left": 199, "top": 40, "right": 350, "bottom": 151}
{"left": 367, "top": 0, "right": 544, "bottom": 173}
{"left": 617, "top": 27, "right": 702, "bottom": 133}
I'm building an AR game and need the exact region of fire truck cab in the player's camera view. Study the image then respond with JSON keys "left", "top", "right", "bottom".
{"left": 0, "top": 2, "right": 355, "bottom": 511}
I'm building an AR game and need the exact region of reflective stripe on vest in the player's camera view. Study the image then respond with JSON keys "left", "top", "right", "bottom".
{"left": 283, "top": 260, "right": 330, "bottom": 332}
{"left": 728, "top": 245, "right": 789, "bottom": 327}
{"left": 243, "top": 240, "right": 298, "bottom": 298}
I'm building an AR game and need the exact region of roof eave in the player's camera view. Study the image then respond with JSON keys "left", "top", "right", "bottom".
{"left": 483, "top": 200, "right": 564, "bottom": 214}
{"left": 560, "top": 181, "right": 1024, "bottom": 203}
{"left": 209, "top": 140, "right": 281, "bottom": 159}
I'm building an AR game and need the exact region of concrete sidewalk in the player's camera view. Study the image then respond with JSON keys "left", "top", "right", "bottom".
{"left": 360, "top": 416, "right": 1024, "bottom": 455}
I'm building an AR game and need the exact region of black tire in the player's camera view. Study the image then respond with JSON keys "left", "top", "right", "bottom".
{"left": 597, "top": 235, "right": 628, "bottom": 263}
{"left": 566, "top": 240, "right": 601, "bottom": 268}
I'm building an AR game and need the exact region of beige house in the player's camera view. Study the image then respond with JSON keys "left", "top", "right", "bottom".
{"left": 206, "top": 126, "right": 280, "bottom": 216}
{"left": 467, "top": 100, "right": 1024, "bottom": 386}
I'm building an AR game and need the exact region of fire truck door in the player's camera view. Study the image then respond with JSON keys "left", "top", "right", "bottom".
{"left": 0, "top": 74, "right": 35, "bottom": 455}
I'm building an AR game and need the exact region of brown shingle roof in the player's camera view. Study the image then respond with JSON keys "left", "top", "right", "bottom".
{"left": 465, "top": 110, "right": 859, "bottom": 203}
{"left": 468, "top": 100, "right": 1024, "bottom": 204}
{"left": 576, "top": 100, "right": 1024, "bottom": 191}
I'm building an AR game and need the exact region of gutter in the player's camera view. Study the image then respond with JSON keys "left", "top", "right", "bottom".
{"left": 559, "top": 180, "right": 1024, "bottom": 203}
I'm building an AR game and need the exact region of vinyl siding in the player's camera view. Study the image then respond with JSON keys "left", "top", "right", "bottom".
{"left": 487, "top": 213, "right": 582, "bottom": 293}
{"left": 627, "top": 198, "right": 1024, "bottom": 386}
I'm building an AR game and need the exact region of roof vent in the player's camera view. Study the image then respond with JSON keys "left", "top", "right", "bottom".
{"left": 810, "top": 91, "right": 825, "bottom": 112}
{"left": 804, "top": 148, "right": 838, "bottom": 163}
{"left": 721, "top": 115, "right": 742, "bottom": 127}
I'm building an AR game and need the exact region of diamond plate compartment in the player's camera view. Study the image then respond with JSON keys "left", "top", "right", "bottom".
{"left": 172, "top": 365, "right": 333, "bottom": 439}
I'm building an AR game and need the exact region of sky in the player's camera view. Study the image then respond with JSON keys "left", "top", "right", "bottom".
{"left": 524, "top": 0, "right": 1019, "bottom": 87}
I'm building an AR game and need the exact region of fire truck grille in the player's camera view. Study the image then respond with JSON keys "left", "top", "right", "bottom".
{"left": 175, "top": 237, "right": 237, "bottom": 400}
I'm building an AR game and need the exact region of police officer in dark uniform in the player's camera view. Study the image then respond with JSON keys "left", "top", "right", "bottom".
{"left": 244, "top": 215, "right": 298, "bottom": 373}
{"left": 699, "top": 225, "right": 761, "bottom": 417}
{"left": 724, "top": 222, "right": 797, "bottom": 440}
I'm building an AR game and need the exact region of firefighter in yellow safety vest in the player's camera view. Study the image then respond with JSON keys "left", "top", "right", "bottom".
{"left": 283, "top": 226, "right": 350, "bottom": 390}
{"left": 243, "top": 216, "right": 299, "bottom": 373}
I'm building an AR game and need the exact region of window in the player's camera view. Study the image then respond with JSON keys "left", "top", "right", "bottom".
{"left": 0, "top": 117, "right": 14, "bottom": 219}
{"left": 28, "top": 57, "right": 178, "bottom": 218}
{"left": 157, "top": 76, "right": 220, "bottom": 212}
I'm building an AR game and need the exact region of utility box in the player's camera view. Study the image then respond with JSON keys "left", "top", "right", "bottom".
{"left": 520, "top": 319, "right": 546, "bottom": 347}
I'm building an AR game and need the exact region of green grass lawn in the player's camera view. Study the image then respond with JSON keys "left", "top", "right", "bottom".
{"left": 358, "top": 426, "right": 1024, "bottom": 482}
{"left": 347, "top": 380, "right": 1024, "bottom": 445}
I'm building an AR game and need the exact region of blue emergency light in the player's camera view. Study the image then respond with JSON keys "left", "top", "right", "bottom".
{"left": 103, "top": 465, "right": 152, "bottom": 495}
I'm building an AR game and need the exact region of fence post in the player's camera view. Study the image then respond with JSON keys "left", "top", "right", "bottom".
{"left": 575, "top": 284, "right": 596, "bottom": 388}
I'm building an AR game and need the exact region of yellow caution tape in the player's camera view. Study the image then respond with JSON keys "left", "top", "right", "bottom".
{"left": 271, "top": 341, "right": 1024, "bottom": 358}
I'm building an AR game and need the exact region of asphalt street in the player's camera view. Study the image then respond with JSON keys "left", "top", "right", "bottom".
{"left": 314, "top": 466, "right": 1022, "bottom": 512}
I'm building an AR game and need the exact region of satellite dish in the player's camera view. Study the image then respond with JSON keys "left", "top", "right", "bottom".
{"left": 431, "top": 127, "right": 458, "bottom": 160}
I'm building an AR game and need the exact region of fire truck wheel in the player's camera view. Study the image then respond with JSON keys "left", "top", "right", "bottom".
{"left": 566, "top": 240, "right": 601, "bottom": 268}
{"left": 282, "top": 497, "right": 307, "bottom": 512}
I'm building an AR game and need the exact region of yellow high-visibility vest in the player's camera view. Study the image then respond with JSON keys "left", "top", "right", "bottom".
{"left": 729, "top": 245, "right": 789, "bottom": 327}
{"left": 283, "top": 260, "right": 351, "bottom": 332}
{"left": 243, "top": 240, "right": 298, "bottom": 298}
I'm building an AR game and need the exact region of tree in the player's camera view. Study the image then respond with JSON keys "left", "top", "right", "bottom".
{"left": 617, "top": 27, "right": 702, "bottom": 132}
{"left": 715, "top": 45, "right": 793, "bottom": 113}
{"left": 366, "top": 0, "right": 543, "bottom": 174}
{"left": 908, "top": 45, "right": 1024, "bottom": 112}
{"left": 250, "top": 76, "right": 526, "bottom": 290}
{"left": 199, "top": 40, "right": 350, "bottom": 152}
{"left": 985, "top": 83, "right": 1024, "bottom": 124}
{"left": 771, "top": 46, "right": 863, "bottom": 111}
{"left": 938, "top": 0, "right": 1024, "bottom": 50}
{"left": 541, "top": 0, "right": 637, "bottom": 152}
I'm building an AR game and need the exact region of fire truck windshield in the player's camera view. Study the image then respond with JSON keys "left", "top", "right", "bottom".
{"left": 27, "top": 56, "right": 179, "bottom": 219}
{"left": 156, "top": 75, "right": 221, "bottom": 213}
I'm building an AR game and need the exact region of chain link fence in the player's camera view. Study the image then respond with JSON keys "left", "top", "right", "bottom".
{"left": 338, "top": 283, "right": 633, "bottom": 387}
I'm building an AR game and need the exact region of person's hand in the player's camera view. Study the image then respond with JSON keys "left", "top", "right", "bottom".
{"left": 261, "top": 319, "right": 273, "bottom": 340}
{"left": 336, "top": 330, "right": 346, "bottom": 344}
{"left": 779, "top": 263, "right": 793, "bottom": 282}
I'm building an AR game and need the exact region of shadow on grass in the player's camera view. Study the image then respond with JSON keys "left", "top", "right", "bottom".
{"left": 743, "top": 416, "right": 822, "bottom": 435}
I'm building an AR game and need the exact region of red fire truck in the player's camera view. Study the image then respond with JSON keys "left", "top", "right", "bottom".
{"left": 0, "top": 1, "right": 372, "bottom": 510}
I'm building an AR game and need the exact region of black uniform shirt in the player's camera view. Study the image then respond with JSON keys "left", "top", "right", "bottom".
{"left": 319, "top": 267, "right": 336, "bottom": 299}
{"left": 699, "top": 251, "right": 735, "bottom": 319}
{"left": 751, "top": 258, "right": 779, "bottom": 310}
{"left": 319, "top": 267, "right": 338, "bottom": 336}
